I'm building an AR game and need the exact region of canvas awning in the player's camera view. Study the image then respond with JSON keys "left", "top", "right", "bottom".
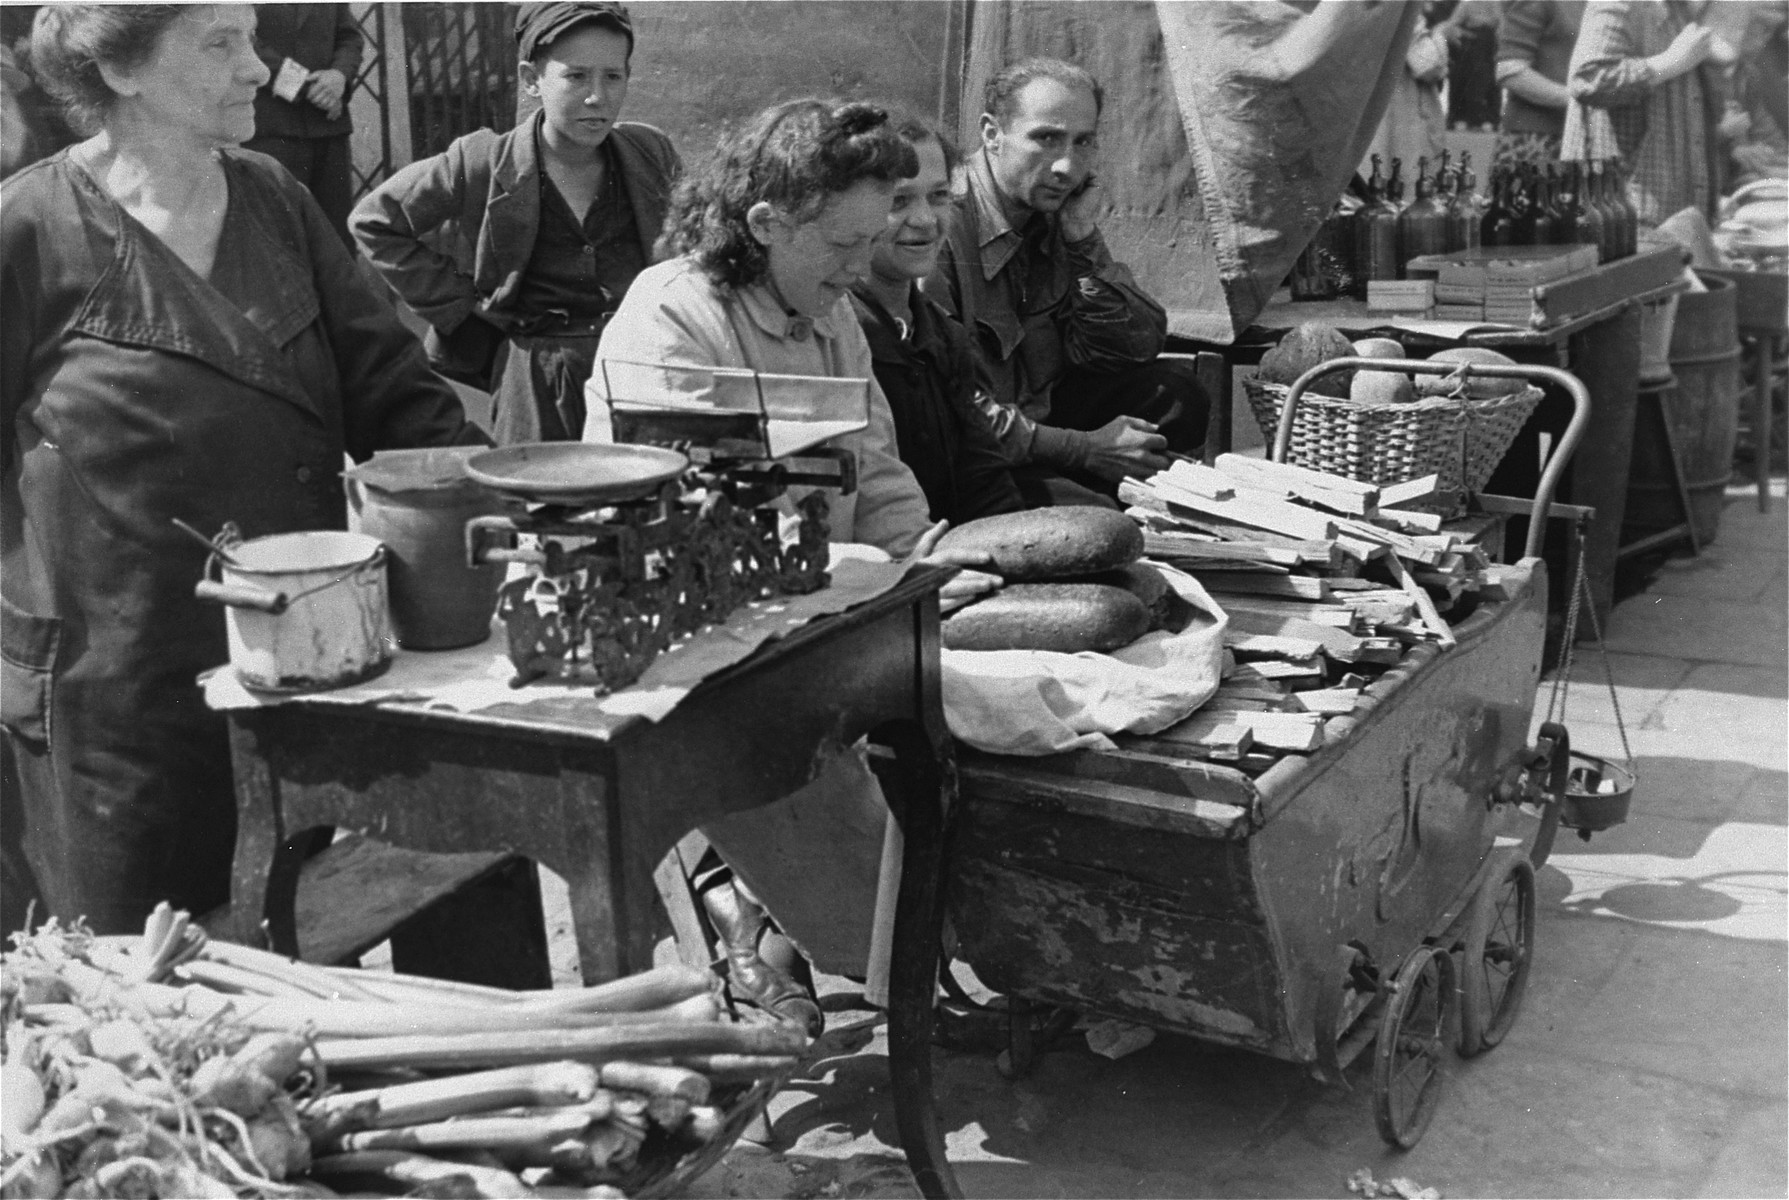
{"left": 962, "top": 0, "right": 1418, "bottom": 343}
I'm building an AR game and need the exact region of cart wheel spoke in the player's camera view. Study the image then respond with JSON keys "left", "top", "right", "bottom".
{"left": 1373, "top": 945, "right": 1456, "bottom": 1150}
{"left": 1459, "top": 851, "right": 1538, "bottom": 1058}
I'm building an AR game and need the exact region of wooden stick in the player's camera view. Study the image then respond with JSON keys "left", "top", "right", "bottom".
{"left": 1379, "top": 474, "right": 1441, "bottom": 506}
{"left": 1195, "top": 572, "right": 1332, "bottom": 601}
{"left": 1140, "top": 531, "right": 1306, "bottom": 568}
{"left": 1154, "top": 719, "right": 1253, "bottom": 760}
{"left": 1387, "top": 553, "right": 1457, "bottom": 649}
{"left": 1220, "top": 597, "right": 1356, "bottom": 627}
{"left": 1335, "top": 534, "right": 1386, "bottom": 562}
{"left": 1333, "top": 518, "right": 1444, "bottom": 565}
{"left": 1209, "top": 689, "right": 1296, "bottom": 712}
{"left": 1168, "top": 710, "right": 1325, "bottom": 752}
{"left": 1147, "top": 478, "right": 1339, "bottom": 542}
{"left": 1290, "top": 689, "right": 1364, "bottom": 715}
{"left": 1233, "top": 659, "right": 1325, "bottom": 682}
{"left": 1374, "top": 507, "right": 1444, "bottom": 534}
{"left": 1341, "top": 597, "right": 1418, "bottom": 627}
{"left": 1158, "top": 461, "right": 1237, "bottom": 500}
{"left": 1224, "top": 631, "right": 1325, "bottom": 660}
{"left": 1354, "top": 637, "right": 1407, "bottom": 663}
{"left": 1213, "top": 452, "right": 1378, "bottom": 496}
{"left": 1209, "top": 466, "right": 1379, "bottom": 518}
{"left": 1226, "top": 609, "right": 1367, "bottom": 661}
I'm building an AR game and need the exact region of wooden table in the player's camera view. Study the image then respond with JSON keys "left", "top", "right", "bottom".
{"left": 1179, "top": 288, "right": 1661, "bottom": 638}
{"left": 222, "top": 566, "right": 963, "bottom": 1198}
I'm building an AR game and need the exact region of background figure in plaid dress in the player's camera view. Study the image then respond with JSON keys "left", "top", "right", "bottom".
{"left": 1563, "top": 0, "right": 1724, "bottom": 225}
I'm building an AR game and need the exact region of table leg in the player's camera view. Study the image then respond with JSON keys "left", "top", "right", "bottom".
{"left": 1757, "top": 336, "right": 1777, "bottom": 514}
{"left": 653, "top": 833, "right": 718, "bottom": 970}
{"left": 226, "top": 716, "right": 303, "bottom": 952}
{"left": 1576, "top": 307, "right": 1639, "bottom": 635}
{"left": 871, "top": 717, "right": 961, "bottom": 1200}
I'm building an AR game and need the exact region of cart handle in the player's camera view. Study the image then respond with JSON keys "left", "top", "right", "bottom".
{"left": 1278, "top": 357, "right": 1592, "bottom": 560}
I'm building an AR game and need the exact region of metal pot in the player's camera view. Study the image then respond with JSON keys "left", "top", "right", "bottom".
{"left": 196, "top": 529, "right": 393, "bottom": 692}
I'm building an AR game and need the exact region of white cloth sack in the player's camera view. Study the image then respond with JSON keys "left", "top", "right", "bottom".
{"left": 942, "top": 564, "right": 1229, "bottom": 756}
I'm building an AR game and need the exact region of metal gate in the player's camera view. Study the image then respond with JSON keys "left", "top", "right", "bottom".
{"left": 345, "top": 3, "right": 393, "bottom": 203}
{"left": 344, "top": 2, "right": 518, "bottom": 202}
{"left": 401, "top": 2, "right": 519, "bottom": 159}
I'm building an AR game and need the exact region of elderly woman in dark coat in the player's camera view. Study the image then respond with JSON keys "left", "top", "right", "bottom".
{"left": 0, "top": 5, "right": 483, "bottom": 935}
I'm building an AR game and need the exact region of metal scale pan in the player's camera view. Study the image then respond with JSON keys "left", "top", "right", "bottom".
{"left": 462, "top": 442, "right": 690, "bottom": 509}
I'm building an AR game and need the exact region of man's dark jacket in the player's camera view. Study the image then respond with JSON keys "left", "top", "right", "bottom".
{"left": 252, "top": 4, "right": 362, "bottom": 140}
{"left": 851, "top": 286, "right": 1024, "bottom": 526}
{"left": 349, "top": 111, "right": 679, "bottom": 382}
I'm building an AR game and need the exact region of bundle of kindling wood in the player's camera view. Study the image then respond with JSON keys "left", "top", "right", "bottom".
{"left": 1118, "top": 454, "right": 1520, "bottom": 770}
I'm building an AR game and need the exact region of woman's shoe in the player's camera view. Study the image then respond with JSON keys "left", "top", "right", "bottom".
{"left": 698, "top": 875, "right": 824, "bottom": 1037}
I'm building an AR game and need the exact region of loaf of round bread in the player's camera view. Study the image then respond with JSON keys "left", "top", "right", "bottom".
{"left": 934, "top": 507, "right": 1144, "bottom": 581}
{"left": 941, "top": 582, "right": 1152, "bottom": 653}
{"left": 1081, "top": 561, "right": 1172, "bottom": 629}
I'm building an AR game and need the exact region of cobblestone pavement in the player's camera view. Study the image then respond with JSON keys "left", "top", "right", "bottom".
{"left": 538, "top": 482, "right": 1786, "bottom": 1200}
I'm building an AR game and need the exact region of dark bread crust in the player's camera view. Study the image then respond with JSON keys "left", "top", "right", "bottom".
{"left": 942, "top": 582, "right": 1151, "bottom": 652}
{"left": 1081, "top": 561, "right": 1172, "bottom": 629}
{"left": 935, "top": 508, "right": 1144, "bottom": 581}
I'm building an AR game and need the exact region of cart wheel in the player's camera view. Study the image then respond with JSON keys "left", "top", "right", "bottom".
{"left": 1372, "top": 945, "right": 1456, "bottom": 1150}
{"left": 1458, "top": 851, "right": 1536, "bottom": 1057}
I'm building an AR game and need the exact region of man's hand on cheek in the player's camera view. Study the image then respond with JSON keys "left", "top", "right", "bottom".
{"left": 1060, "top": 175, "right": 1101, "bottom": 242}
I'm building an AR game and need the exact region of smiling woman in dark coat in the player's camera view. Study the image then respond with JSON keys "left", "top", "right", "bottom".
{"left": 0, "top": 5, "right": 483, "bottom": 935}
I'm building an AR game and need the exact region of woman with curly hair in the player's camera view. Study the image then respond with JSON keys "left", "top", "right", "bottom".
{"left": 585, "top": 99, "right": 995, "bottom": 573}
{"left": 584, "top": 99, "right": 995, "bottom": 1033}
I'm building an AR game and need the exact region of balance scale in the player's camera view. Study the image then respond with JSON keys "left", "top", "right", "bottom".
{"left": 463, "top": 361, "right": 871, "bottom": 693}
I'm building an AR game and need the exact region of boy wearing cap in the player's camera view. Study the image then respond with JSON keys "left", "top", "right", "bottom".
{"left": 351, "top": 2, "right": 678, "bottom": 444}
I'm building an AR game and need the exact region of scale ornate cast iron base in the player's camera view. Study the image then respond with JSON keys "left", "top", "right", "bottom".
{"left": 468, "top": 451, "right": 854, "bottom": 693}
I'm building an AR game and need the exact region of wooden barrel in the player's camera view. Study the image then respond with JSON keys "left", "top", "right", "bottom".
{"left": 1624, "top": 274, "right": 1742, "bottom": 546}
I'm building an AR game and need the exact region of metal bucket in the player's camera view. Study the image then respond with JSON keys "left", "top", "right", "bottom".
{"left": 197, "top": 530, "right": 393, "bottom": 692}
{"left": 346, "top": 448, "right": 503, "bottom": 650}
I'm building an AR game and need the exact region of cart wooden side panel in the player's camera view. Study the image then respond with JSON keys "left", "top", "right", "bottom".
{"left": 1246, "top": 557, "right": 1548, "bottom": 1063}
{"left": 949, "top": 560, "right": 1549, "bottom": 1065}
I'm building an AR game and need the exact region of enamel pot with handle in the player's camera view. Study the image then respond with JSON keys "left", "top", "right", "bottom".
{"left": 195, "top": 529, "right": 394, "bottom": 692}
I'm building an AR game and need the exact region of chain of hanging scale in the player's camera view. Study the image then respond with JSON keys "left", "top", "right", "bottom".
{"left": 1541, "top": 517, "right": 1637, "bottom": 830}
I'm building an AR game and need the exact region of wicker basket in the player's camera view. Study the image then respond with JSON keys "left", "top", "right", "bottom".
{"left": 1243, "top": 377, "right": 1544, "bottom": 501}
{"left": 629, "top": 1073, "right": 789, "bottom": 1198}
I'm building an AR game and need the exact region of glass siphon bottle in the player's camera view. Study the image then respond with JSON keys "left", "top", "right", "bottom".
{"left": 1548, "top": 163, "right": 1578, "bottom": 246}
{"left": 1481, "top": 168, "right": 1516, "bottom": 247}
{"left": 1569, "top": 162, "right": 1605, "bottom": 260}
{"left": 1354, "top": 154, "right": 1401, "bottom": 289}
{"left": 1397, "top": 156, "right": 1451, "bottom": 270}
{"left": 1447, "top": 152, "right": 1483, "bottom": 252}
